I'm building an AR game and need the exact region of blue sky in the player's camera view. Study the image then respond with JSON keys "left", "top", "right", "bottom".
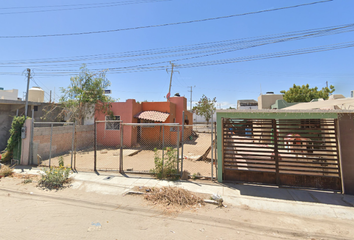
{"left": 1, "top": 0, "right": 353, "bottom": 109}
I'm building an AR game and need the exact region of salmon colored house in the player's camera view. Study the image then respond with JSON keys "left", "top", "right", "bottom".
{"left": 95, "top": 96, "right": 193, "bottom": 148}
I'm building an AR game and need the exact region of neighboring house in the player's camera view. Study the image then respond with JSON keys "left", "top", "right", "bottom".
{"left": 282, "top": 97, "right": 354, "bottom": 110}
{"left": 258, "top": 92, "right": 283, "bottom": 109}
{"left": 271, "top": 99, "right": 299, "bottom": 109}
{"left": 0, "top": 88, "right": 18, "bottom": 100}
{"left": 0, "top": 87, "right": 61, "bottom": 151}
{"left": 95, "top": 95, "right": 193, "bottom": 148}
{"left": 237, "top": 99, "right": 258, "bottom": 110}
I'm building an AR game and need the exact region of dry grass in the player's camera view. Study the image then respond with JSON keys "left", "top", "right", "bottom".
{"left": 143, "top": 186, "right": 205, "bottom": 208}
{"left": 0, "top": 165, "right": 14, "bottom": 178}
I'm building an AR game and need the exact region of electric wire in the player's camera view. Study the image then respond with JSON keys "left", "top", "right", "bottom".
{"left": 23, "top": 40, "right": 353, "bottom": 76}
{"left": 1, "top": 22, "right": 352, "bottom": 70}
{"left": 0, "top": 0, "right": 170, "bottom": 15}
{"left": 0, "top": 0, "right": 332, "bottom": 38}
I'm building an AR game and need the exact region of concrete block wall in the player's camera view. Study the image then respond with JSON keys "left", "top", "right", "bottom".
{"left": 33, "top": 125, "right": 94, "bottom": 160}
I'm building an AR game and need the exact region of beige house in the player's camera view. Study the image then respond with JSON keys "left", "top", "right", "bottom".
{"left": 258, "top": 92, "right": 283, "bottom": 109}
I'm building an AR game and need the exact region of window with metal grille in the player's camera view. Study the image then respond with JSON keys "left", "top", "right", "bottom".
{"left": 105, "top": 115, "right": 120, "bottom": 130}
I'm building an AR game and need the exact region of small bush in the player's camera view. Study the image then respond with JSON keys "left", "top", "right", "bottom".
{"left": 38, "top": 166, "right": 71, "bottom": 190}
{"left": 4, "top": 116, "right": 27, "bottom": 162}
{"left": 150, "top": 147, "right": 178, "bottom": 180}
{"left": 0, "top": 165, "right": 13, "bottom": 177}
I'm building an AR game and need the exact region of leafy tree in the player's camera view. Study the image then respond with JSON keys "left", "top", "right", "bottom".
{"left": 45, "top": 65, "right": 114, "bottom": 123}
{"left": 280, "top": 84, "right": 335, "bottom": 103}
{"left": 193, "top": 95, "right": 216, "bottom": 124}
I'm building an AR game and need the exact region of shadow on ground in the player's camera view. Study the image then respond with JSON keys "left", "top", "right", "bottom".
{"left": 222, "top": 181, "right": 354, "bottom": 208}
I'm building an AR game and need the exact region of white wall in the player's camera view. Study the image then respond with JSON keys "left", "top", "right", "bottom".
{"left": 0, "top": 89, "right": 18, "bottom": 100}
{"left": 193, "top": 112, "right": 216, "bottom": 123}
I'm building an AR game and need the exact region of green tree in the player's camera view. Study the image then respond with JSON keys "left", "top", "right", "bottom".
{"left": 45, "top": 65, "right": 114, "bottom": 123}
{"left": 193, "top": 95, "right": 216, "bottom": 124}
{"left": 280, "top": 84, "right": 335, "bottom": 103}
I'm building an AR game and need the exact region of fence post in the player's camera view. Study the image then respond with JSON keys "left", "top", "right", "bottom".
{"left": 162, "top": 126, "right": 165, "bottom": 174}
{"left": 177, "top": 125, "right": 180, "bottom": 173}
{"left": 211, "top": 114, "right": 214, "bottom": 181}
{"left": 214, "top": 121, "right": 217, "bottom": 180}
{"left": 49, "top": 123, "right": 53, "bottom": 167}
{"left": 119, "top": 123, "right": 124, "bottom": 173}
{"left": 180, "top": 111, "right": 185, "bottom": 178}
{"left": 71, "top": 122, "right": 75, "bottom": 170}
{"left": 272, "top": 119, "right": 280, "bottom": 185}
{"left": 29, "top": 116, "right": 34, "bottom": 165}
{"left": 94, "top": 121, "right": 97, "bottom": 172}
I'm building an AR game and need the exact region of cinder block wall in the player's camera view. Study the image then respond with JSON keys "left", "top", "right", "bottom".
{"left": 33, "top": 125, "right": 94, "bottom": 160}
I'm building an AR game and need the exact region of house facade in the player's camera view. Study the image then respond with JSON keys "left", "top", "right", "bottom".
{"left": 95, "top": 96, "right": 193, "bottom": 148}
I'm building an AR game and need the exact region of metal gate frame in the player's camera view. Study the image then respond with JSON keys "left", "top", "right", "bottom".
{"left": 222, "top": 118, "right": 342, "bottom": 191}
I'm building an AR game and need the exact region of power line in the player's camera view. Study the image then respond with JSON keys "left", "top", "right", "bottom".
{"left": 1, "top": 22, "right": 352, "bottom": 72}
{"left": 0, "top": 0, "right": 332, "bottom": 38}
{"left": 0, "top": 0, "right": 170, "bottom": 15}
{"left": 175, "top": 41, "right": 354, "bottom": 69}
{"left": 25, "top": 41, "right": 353, "bottom": 75}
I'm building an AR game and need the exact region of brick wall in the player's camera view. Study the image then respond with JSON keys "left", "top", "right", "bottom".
{"left": 33, "top": 125, "right": 94, "bottom": 160}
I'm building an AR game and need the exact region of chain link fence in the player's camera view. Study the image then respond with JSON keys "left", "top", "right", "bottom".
{"left": 29, "top": 119, "right": 217, "bottom": 180}
{"left": 181, "top": 123, "right": 217, "bottom": 180}
{"left": 94, "top": 120, "right": 122, "bottom": 171}
{"left": 120, "top": 123, "right": 181, "bottom": 174}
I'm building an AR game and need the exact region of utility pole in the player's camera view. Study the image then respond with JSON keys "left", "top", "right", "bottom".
{"left": 166, "top": 62, "right": 175, "bottom": 100}
{"left": 166, "top": 62, "right": 179, "bottom": 100}
{"left": 188, "top": 85, "right": 196, "bottom": 110}
{"left": 50, "top": 90, "right": 52, "bottom": 102}
{"left": 25, "top": 68, "right": 31, "bottom": 118}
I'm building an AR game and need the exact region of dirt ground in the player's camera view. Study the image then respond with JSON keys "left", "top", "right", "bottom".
{"left": 0, "top": 176, "right": 353, "bottom": 240}
{"left": 41, "top": 133, "right": 217, "bottom": 177}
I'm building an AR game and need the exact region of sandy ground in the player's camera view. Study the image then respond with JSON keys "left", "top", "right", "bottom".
{"left": 41, "top": 133, "right": 217, "bottom": 177}
{"left": 0, "top": 175, "right": 353, "bottom": 240}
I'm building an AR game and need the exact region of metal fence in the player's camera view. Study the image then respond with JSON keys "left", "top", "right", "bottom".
{"left": 118, "top": 122, "right": 181, "bottom": 174}
{"left": 30, "top": 119, "right": 217, "bottom": 180}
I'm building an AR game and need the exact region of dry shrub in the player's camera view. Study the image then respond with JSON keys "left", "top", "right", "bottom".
{"left": 144, "top": 186, "right": 205, "bottom": 208}
{"left": 0, "top": 165, "right": 13, "bottom": 178}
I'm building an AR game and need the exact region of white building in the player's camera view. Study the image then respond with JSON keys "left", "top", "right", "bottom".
{"left": 0, "top": 88, "right": 18, "bottom": 100}
{"left": 237, "top": 99, "right": 258, "bottom": 110}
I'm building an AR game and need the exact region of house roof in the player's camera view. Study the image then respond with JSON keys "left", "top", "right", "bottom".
{"left": 283, "top": 98, "right": 354, "bottom": 110}
{"left": 134, "top": 111, "right": 170, "bottom": 122}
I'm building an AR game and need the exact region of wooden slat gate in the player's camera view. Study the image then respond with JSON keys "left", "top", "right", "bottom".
{"left": 222, "top": 118, "right": 342, "bottom": 191}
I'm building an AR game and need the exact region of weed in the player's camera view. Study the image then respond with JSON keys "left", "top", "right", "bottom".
{"left": 58, "top": 156, "right": 64, "bottom": 167}
{"left": 150, "top": 147, "right": 178, "bottom": 180}
{"left": 0, "top": 165, "right": 13, "bottom": 177}
{"left": 38, "top": 166, "right": 71, "bottom": 190}
{"left": 22, "top": 179, "right": 33, "bottom": 184}
{"left": 192, "top": 172, "right": 202, "bottom": 180}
